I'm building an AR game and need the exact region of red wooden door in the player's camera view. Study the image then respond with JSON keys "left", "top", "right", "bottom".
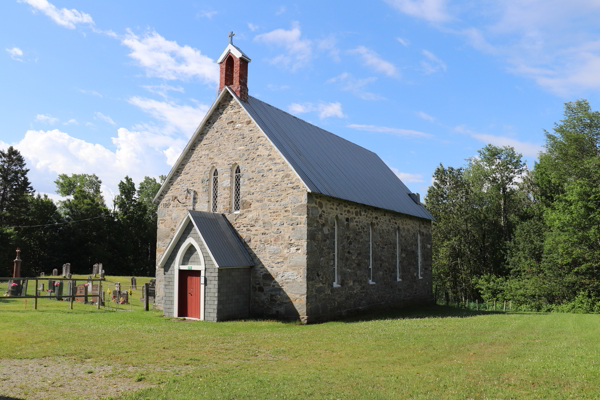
{"left": 178, "top": 270, "right": 201, "bottom": 318}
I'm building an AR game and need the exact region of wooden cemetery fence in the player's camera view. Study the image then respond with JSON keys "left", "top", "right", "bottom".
{"left": 1, "top": 277, "right": 105, "bottom": 310}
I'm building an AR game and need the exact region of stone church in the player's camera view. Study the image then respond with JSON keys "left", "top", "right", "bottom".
{"left": 153, "top": 37, "right": 434, "bottom": 323}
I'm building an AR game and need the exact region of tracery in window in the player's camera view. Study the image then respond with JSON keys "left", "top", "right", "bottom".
{"left": 233, "top": 165, "right": 241, "bottom": 212}
{"left": 211, "top": 169, "right": 219, "bottom": 213}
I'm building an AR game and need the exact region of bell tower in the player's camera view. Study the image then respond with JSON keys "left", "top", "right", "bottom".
{"left": 217, "top": 31, "right": 251, "bottom": 102}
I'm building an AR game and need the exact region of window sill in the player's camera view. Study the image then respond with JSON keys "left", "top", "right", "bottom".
{"left": 332, "top": 283, "right": 341, "bottom": 288}
{"left": 396, "top": 278, "right": 402, "bottom": 282}
{"left": 418, "top": 276, "right": 423, "bottom": 280}
{"left": 368, "top": 280, "right": 376, "bottom": 285}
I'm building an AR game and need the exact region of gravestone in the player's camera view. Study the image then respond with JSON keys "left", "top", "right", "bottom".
{"left": 48, "top": 279, "right": 54, "bottom": 293}
{"left": 67, "top": 273, "right": 72, "bottom": 280}
{"left": 115, "top": 282, "right": 121, "bottom": 292}
{"left": 55, "top": 282, "right": 63, "bottom": 300}
{"left": 40, "top": 272, "right": 45, "bottom": 277}
{"left": 62, "top": 263, "right": 71, "bottom": 277}
{"left": 76, "top": 284, "right": 87, "bottom": 303}
{"left": 100, "top": 269, "right": 105, "bottom": 279}
{"left": 92, "top": 264, "right": 98, "bottom": 276}
{"left": 52, "top": 269, "right": 58, "bottom": 276}
{"left": 131, "top": 277, "right": 137, "bottom": 290}
{"left": 39, "top": 283, "right": 44, "bottom": 291}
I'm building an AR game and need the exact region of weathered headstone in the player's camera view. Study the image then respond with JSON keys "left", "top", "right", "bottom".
{"left": 48, "top": 279, "right": 54, "bottom": 292}
{"left": 39, "top": 283, "right": 44, "bottom": 291}
{"left": 115, "top": 282, "right": 121, "bottom": 292}
{"left": 131, "top": 277, "right": 137, "bottom": 290}
{"left": 55, "top": 282, "right": 63, "bottom": 300}
{"left": 40, "top": 272, "right": 45, "bottom": 277}
{"left": 76, "top": 284, "right": 87, "bottom": 303}
{"left": 62, "top": 263, "right": 71, "bottom": 277}
{"left": 67, "top": 273, "right": 72, "bottom": 280}
{"left": 119, "top": 291, "right": 129, "bottom": 304}
{"left": 92, "top": 264, "right": 98, "bottom": 276}
{"left": 52, "top": 269, "right": 58, "bottom": 276}
{"left": 100, "top": 269, "right": 105, "bottom": 279}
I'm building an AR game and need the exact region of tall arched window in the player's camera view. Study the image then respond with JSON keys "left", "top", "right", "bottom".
{"left": 396, "top": 227, "right": 402, "bottom": 281}
{"left": 211, "top": 169, "right": 219, "bottom": 212}
{"left": 333, "top": 216, "right": 340, "bottom": 287}
{"left": 232, "top": 165, "right": 241, "bottom": 212}
{"left": 369, "top": 223, "right": 375, "bottom": 284}
{"left": 417, "top": 232, "right": 423, "bottom": 279}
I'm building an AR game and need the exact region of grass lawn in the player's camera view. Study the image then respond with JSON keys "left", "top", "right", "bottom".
{"left": 1, "top": 279, "right": 599, "bottom": 399}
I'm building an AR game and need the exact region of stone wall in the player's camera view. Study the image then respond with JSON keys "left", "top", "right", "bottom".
{"left": 306, "top": 193, "right": 433, "bottom": 322}
{"left": 217, "top": 268, "right": 251, "bottom": 321}
{"left": 156, "top": 92, "right": 308, "bottom": 321}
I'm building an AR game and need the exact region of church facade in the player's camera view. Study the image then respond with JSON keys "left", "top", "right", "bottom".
{"left": 153, "top": 38, "right": 434, "bottom": 323}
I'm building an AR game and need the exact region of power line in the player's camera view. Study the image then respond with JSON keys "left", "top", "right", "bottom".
{"left": 3, "top": 215, "right": 109, "bottom": 229}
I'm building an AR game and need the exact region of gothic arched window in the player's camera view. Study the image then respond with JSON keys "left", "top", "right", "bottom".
{"left": 211, "top": 169, "right": 219, "bottom": 213}
{"left": 233, "top": 165, "right": 241, "bottom": 212}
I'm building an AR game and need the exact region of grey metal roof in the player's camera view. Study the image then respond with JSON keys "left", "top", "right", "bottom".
{"left": 189, "top": 211, "right": 254, "bottom": 267}
{"left": 237, "top": 93, "right": 434, "bottom": 221}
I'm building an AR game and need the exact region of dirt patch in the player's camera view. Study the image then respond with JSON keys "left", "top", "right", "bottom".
{"left": 0, "top": 358, "right": 154, "bottom": 400}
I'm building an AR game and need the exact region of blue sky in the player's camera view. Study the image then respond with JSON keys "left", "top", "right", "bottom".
{"left": 2, "top": 1, "right": 600, "bottom": 205}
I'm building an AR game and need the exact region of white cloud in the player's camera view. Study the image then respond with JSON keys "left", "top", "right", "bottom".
{"left": 327, "top": 73, "right": 383, "bottom": 101}
{"left": 128, "top": 97, "right": 209, "bottom": 136}
{"left": 417, "top": 111, "right": 436, "bottom": 122}
{"left": 20, "top": 0, "right": 94, "bottom": 29}
{"left": 141, "top": 84, "right": 185, "bottom": 99}
{"left": 471, "top": 133, "right": 543, "bottom": 158}
{"left": 122, "top": 30, "right": 219, "bottom": 84}
{"left": 254, "top": 22, "right": 312, "bottom": 71}
{"left": 348, "top": 46, "right": 399, "bottom": 77}
{"left": 421, "top": 49, "right": 447, "bottom": 74}
{"left": 77, "top": 88, "right": 103, "bottom": 97}
{"left": 454, "top": 125, "right": 543, "bottom": 158}
{"left": 35, "top": 114, "right": 58, "bottom": 125}
{"left": 6, "top": 47, "right": 24, "bottom": 61}
{"left": 10, "top": 128, "right": 181, "bottom": 206}
{"left": 391, "top": 168, "right": 425, "bottom": 183}
{"left": 63, "top": 119, "right": 78, "bottom": 126}
{"left": 317, "top": 35, "right": 341, "bottom": 62}
{"left": 276, "top": 6, "right": 286, "bottom": 15}
{"left": 384, "top": 0, "right": 451, "bottom": 23}
{"left": 396, "top": 37, "right": 410, "bottom": 47}
{"left": 248, "top": 23, "right": 260, "bottom": 32}
{"left": 94, "top": 112, "right": 116, "bottom": 126}
{"left": 267, "top": 84, "right": 290, "bottom": 91}
{"left": 197, "top": 10, "right": 217, "bottom": 19}
{"left": 85, "top": 122, "right": 95, "bottom": 128}
{"left": 348, "top": 123, "right": 432, "bottom": 138}
{"left": 288, "top": 102, "right": 346, "bottom": 119}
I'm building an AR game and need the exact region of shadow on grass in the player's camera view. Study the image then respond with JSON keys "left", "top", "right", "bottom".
{"left": 338, "top": 305, "right": 511, "bottom": 323}
{"left": 0, "top": 396, "right": 25, "bottom": 400}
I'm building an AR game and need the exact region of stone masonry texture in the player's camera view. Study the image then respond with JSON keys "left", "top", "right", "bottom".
{"left": 156, "top": 90, "right": 433, "bottom": 323}
{"left": 156, "top": 91, "right": 308, "bottom": 321}
{"left": 306, "top": 193, "right": 434, "bottom": 323}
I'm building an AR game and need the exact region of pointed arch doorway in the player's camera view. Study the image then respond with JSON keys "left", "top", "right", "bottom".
{"left": 173, "top": 237, "right": 205, "bottom": 320}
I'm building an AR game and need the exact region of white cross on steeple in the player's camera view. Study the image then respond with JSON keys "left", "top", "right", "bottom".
{"left": 228, "top": 31, "right": 235, "bottom": 45}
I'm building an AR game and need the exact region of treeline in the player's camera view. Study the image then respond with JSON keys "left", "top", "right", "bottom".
{"left": 0, "top": 146, "right": 163, "bottom": 277}
{"left": 427, "top": 100, "right": 599, "bottom": 312}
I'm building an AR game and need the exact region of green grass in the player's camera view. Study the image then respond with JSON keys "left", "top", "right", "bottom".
{"left": 1, "top": 280, "right": 599, "bottom": 399}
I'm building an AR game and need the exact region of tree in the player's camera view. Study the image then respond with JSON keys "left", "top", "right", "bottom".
{"left": 0, "top": 146, "right": 33, "bottom": 226}
{"left": 55, "top": 173, "right": 104, "bottom": 202}
{"left": 536, "top": 100, "right": 600, "bottom": 300}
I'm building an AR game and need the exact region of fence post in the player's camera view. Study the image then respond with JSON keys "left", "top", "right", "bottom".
{"left": 144, "top": 283, "right": 149, "bottom": 311}
{"left": 476, "top": 299, "right": 478, "bottom": 311}
{"left": 97, "top": 279, "right": 102, "bottom": 310}
{"left": 504, "top": 300, "right": 506, "bottom": 312}
{"left": 34, "top": 278, "right": 38, "bottom": 310}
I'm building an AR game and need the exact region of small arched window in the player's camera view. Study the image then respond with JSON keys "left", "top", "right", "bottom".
{"left": 211, "top": 169, "right": 219, "bottom": 212}
{"left": 233, "top": 165, "right": 241, "bottom": 212}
